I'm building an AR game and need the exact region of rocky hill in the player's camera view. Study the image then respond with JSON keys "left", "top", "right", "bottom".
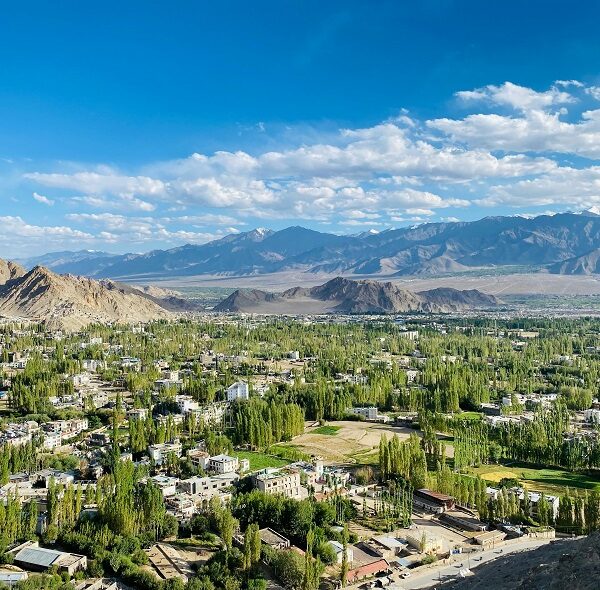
{"left": 0, "top": 263, "right": 172, "bottom": 330}
{"left": 549, "top": 248, "right": 600, "bottom": 275}
{"left": 435, "top": 534, "right": 600, "bottom": 590}
{"left": 0, "top": 259, "right": 26, "bottom": 284}
{"left": 213, "top": 276, "right": 499, "bottom": 314}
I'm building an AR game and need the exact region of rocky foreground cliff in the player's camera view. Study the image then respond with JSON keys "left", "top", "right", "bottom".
{"left": 435, "top": 533, "right": 600, "bottom": 590}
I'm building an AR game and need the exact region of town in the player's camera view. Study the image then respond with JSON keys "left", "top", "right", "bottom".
{"left": 0, "top": 315, "right": 599, "bottom": 590}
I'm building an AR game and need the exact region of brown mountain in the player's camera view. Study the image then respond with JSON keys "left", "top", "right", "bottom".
{"left": 0, "top": 264, "right": 171, "bottom": 330}
{"left": 213, "top": 276, "right": 500, "bottom": 314}
{"left": 549, "top": 248, "right": 600, "bottom": 275}
{"left": 0, "top": 259, "right": 26, "bottom": 284}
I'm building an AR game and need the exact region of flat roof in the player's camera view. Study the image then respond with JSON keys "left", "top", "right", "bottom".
{"left": 15, "top": 546, "right": 62, "bottom": 568}
{"left": 416, "top": 489, "right": 454, "bottom": 501}
{"left": 259, "top": 527, "right": 289, "bottom": 545}
{"left": 373, "top": 536, "right": 406, "bottom": 549}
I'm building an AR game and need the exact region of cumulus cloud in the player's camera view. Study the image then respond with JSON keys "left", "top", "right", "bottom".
{"left": 64, "top": 212, "right": 238, "bottom": 245}
{"left": 455, "top": 81, "right": 574, "bottom": 111}
{"left": 479, "top": 167, "right": 600, "bottom": 208}
{"left": 429, "top": 81, "right": 600, "bottom": 159}
{"left": 429, "top": 108, "right": 600, "bottom": 159}
{"left": 25, "top": 118, "right": 555, "bottom": 222}
{"left": 16, "top": 79, "right": 600, "bottom": 255}
{"left": 0, "top": 216, "right": 96, "bottom": 256}
{"left": 32, "top": 192, "right": 54, "bottom": 206}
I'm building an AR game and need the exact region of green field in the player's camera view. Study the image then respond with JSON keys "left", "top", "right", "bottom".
{"left": 352, "top": 448, "right": 379, "bottom": 466}
{"left": 309, "top": 425, "right": 341, "bottom": 435}
{"left": 458, "top": 411, "right": 483, "bottom": 421}
{"left": 233, "top": 450, "right": 290, "bottom": 471}
{"left": 468, "top": 462, "right": 600, "bottom": 496}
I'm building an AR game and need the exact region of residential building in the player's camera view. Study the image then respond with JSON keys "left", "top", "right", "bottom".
{"left": 178, "top": 473, "right": 238, "bottom": 499}
{"left": 127, "top": 408, "right": 149, "bottom": 421}
{"left": 187, "top": 448, "right": 210, "bottom": 469}
{"left": 148, "top": 441, "right": 183, "bottom": 466}
{"left": 208, "top": 454, "right": 239, "bottom": 474}
{"left": 175, "top": 395, "right": 199, "bottom": 414}
{"left": 253, "top": 468, "right": 302, "bottom": 498}
{"left": 227, "top": 381, "right": 249, "bottom": 402}
{"left": 150, "top": 475, "right": 179, "bottom": 498}
{"left": 348, "top": 406, "right": 389, "bottom": 423}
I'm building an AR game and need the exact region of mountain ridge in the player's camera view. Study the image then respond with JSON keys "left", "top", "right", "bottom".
{"left": 21, "top": 211, "right": 600, "bottom": 280}
{"left": 213, "top": 276, "right": 500, "bottom": 314}
{"left": 0, "top": 263, "right": 174, "bottom": 330}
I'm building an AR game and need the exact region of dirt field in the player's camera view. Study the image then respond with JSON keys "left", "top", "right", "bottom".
{"left": 281, "top": 420, "right": 423, "bottom": 464}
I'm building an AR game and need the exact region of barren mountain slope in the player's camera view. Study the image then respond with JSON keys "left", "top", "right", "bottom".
{"left": 0, "top": 265, "right": 171, "bottom": 330}
{"left": 0, "top": 259, "right": 26, "bottom": 285}
{"left": 435, "top": 533, "right": 600, "bottom": 590}
{"left": 213, "top": 277, "right": 500, "bottom": 313}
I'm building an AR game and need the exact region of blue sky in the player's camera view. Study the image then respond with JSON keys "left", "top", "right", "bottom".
{"left": 3, "top": 0, "right": 600, "bottom": 256}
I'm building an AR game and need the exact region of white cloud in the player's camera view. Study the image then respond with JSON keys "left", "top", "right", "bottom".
{"left": 17, "top": 79, "right": 600, "bottom": 250}
{"left": 586, "top": 86, "right": 600, "bottom": 101}
{"left": 429, "top": 107, "right": 600, "bottom": 159}
{"left": 479, "top": 167, "right": 600, "bottom": 208}
{"left": 24, "top": 118, "right": 555, "bottom": 222}
{"left": 455, "top": 81, "right": 574, "bottom": 111}
{"left": 406, "top": 208, "right": 435, "bottom": 216}
{"left": 64, "top": 212, "right": 239, "bottom": 245}
{"left": 32, "top": 192, "right": 54, "bottom": 206}
{"left": 0, "top": 216, "right": 95, "bottom": 256}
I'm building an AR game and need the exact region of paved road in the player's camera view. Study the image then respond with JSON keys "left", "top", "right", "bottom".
{"left": 398, "top": 537, "right": 553, "bottom": 589}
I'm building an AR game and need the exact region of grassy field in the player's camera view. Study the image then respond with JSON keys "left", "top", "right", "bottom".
{"left": 233, "top": 450, "right": 290, "bottom": 471}
{"left": 468, "top": 462, "right": 600, "bottom": 495}
{"left": 459, "top": 411, "right": 483, "bottom": 421}
{"left": 310, "top": 425, "right": 341, "bottom": 436}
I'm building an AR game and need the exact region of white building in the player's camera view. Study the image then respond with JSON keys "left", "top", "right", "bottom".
{"left": 127, "top": 408, "right": 149, "bottom": 421}
{"left": 178, "top": 473, "right": 238, "bottom": 499}
{"left": 253, "top": 468, "right": 302, "bottom": 498}
{"left": 327, "top": 540, "right": 354, "bottom": 565}
{"left": 227, "top": 381, "right": 249, "bottom": 402}
{"left": 189, "top": 402, "right": 228, "bottom": 427}
{"left": 148, "top": 441, "right": 183, "bottom": 465}
{"left": 82, "top": 359, "right": 107, "bottom": 373}
{"left": 43, "top": 432, "right": 62, "bottom": 450}
{"left": 150, "top": 475, "right": 179, "bottom": 497}
{"left": 348, "top": 407, "right": 389, "bottom": 423}
{"left": 71, "top": 373, "right": 91, "bottom": 388}
{"left": 176, "top": 395, "right": 199, "bottom": 414}
{"left": 208, "top": 454, "right": 239, "bottom": 474}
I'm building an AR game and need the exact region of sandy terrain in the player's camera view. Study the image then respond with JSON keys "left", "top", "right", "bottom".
{"left": 285, "top": 420, "right": 424, "bottom": 464}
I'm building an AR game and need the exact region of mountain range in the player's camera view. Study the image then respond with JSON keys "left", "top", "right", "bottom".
{"left": 213, "top": 276, "right": 500, "bottom": 314}
{"left": 0, "top": 264, "right": 499, "bottom": 329}
{"left": 18, "top": 211, "right": 600, "bottom": 280}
